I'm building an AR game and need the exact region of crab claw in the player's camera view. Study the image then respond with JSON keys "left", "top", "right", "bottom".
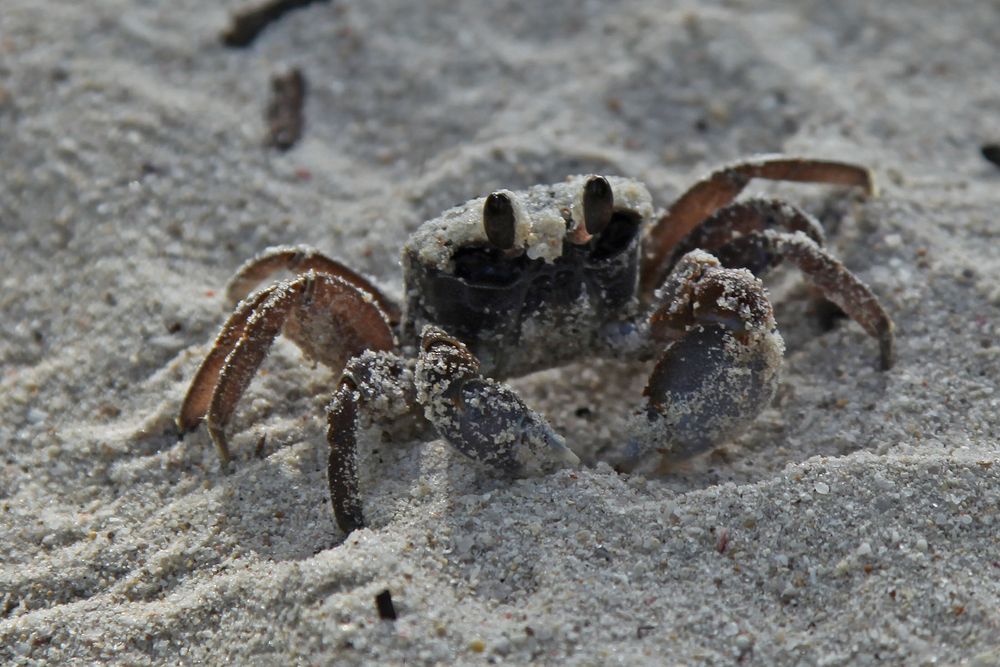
{"left": 622, "top": 323, "right": 783, "bottom": 466}
{"left": 621, "top": 252, "right": 785, "bottom": 469}
{"left": 416, "top": 326, "right": 579, "bottom": 475}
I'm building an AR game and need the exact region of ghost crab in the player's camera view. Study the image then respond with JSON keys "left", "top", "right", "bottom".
{"left": 177, "top": 155, "right": 895, "bottom": 534}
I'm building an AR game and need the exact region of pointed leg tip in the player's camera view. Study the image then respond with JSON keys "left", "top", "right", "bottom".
{"left": 334, "top": 510, "right": 365, "bottom": 536}
{"left": 879, "top": 339, "right": 896, "bottom": 371}
{"left": 175, "top": 413, "right": 200, "bottom": 436}
{"left": 876, "top": 320, "right": 896, "bottom": 371}
{"left": 207, "top": 423, "right": 233, "bottom": 466}
{"left": 562, "top": 447, "right": 582, "bottom": 468}
{"left": 864, "top": 172, "right": 878, "bottom": 198}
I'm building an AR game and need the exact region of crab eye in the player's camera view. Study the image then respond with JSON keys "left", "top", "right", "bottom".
{"left": 483, "top": 192, "right": 516, "bottom": 250}
{"left": 583, "top": 176, "right": 614, "bottom": 235}
{"left": 589, "top": 211, "right": 641, "bottom": 261}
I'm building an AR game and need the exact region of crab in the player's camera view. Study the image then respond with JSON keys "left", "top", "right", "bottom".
{"left": 176, "top": 155, "right": 895, "bottom": 535}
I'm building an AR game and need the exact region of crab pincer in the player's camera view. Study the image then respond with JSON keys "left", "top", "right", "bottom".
{"left": 416, "top": 326, "right": 580, "bottom": 476}
{"left": 621, "top": 251, "right": 785, "bottom": 468}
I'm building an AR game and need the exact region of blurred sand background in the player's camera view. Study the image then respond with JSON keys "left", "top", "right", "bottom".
{"left": 2, "top": 1, "right": 1000, "bottom": 664}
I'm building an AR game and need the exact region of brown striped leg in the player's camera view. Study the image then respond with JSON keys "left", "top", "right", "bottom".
{"left": 177, "top": 288, "right": 274, "bottom": 433}
{"left": 661, "top": 197, "right": 826, "bottom": 276}
{"left": 755, "top": 230, "right": 896, "bottom": 370}
{"left": 226, "top": 244, "right": 401, "bottom": 325}
{"left": 641, "top": 156, "right": 874, "bottom": 297}
{"left": 183, "top": 271, "right": 396, "bottom": 464}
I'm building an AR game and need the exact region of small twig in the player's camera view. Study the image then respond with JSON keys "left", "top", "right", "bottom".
{"left": 266, "top": 68, "right": 307, "bottom": 151}
{"left": 375, "top": 589, "right": 397, "bottom": 620}
{"left": 221, "top": 0, "right": 331, "bottom": 48}
{"left": 636, "top": 625, "right": 656, "bottom": 639}
{"left": 716, "top": 527, "right": 729, "bottom": 554}
{"left": 981, "top": 143, "right": 1000, "bottom": 169}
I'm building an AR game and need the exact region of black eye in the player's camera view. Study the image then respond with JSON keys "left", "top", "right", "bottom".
{"left": 483, "top": 192, "right": 517, "bottom": 250}
{"left": 583, "top": 176, "right": 614, "bottom": 235}
{"left": 452, "top": 246, "right": 526, "bottom": 286}
{"left": 589, "top": 211, "right": 640, "bottom": 261}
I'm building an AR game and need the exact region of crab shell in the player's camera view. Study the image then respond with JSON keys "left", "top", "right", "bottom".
{"left": 401, "top": 176, "right": 656, "bottom": 378}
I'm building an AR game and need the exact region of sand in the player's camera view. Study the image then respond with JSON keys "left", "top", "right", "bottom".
{"left": 2, "top": 1, "right": 999, "bottom": 664}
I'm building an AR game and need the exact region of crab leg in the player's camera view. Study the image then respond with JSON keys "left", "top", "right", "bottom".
{"left": 752, "top": 230, "right": 896, "bottom": 370}
{"left": 622, "top": 251, "right": 785, "bottom": 468}
{"left": 641, "top": 156, "right": 874, "bottom": 296}
{"left": 659, "top": 197, "right": 826, "bottom": 276}
{"left": 177, "top": 287, "right": 275, "bottom": 433}
{"left": 184, "top": 271, "right": 395, "bottom": 463}
{"left": 327, "top": 351, "right": 423, "bottom": 534}
{"left": 416, "top": 326, "right": 580, "bottom": 475}
{"left": 327, "top": 378, "right": 364, "bottom": 532}
{"left": 226, "top": 244, "right": 401, "bottom": 325}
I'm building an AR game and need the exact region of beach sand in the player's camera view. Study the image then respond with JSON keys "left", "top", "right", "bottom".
{"left": 2, "top": 1, "right": 999, "bottom": 664}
